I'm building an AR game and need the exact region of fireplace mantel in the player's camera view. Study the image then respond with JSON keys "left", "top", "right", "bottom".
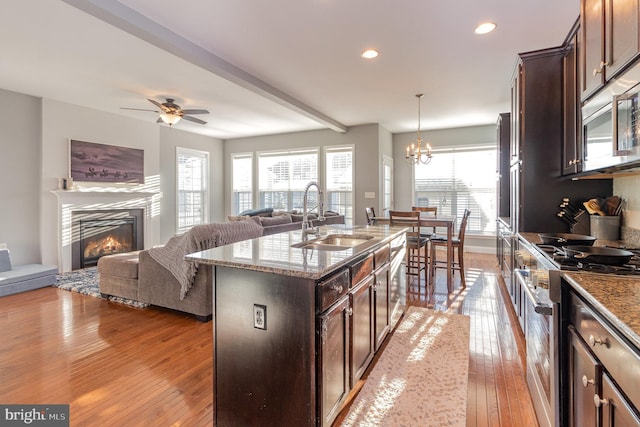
{"left": 52, "top": 189, "right": 161, "bottom": 204}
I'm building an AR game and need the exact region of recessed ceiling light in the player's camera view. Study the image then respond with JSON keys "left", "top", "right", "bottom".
{"left": 475, "top": 22, "right": 497, "bottom": 35}
{"left": 361, "top": 49, "right": 379, "bottom": 59}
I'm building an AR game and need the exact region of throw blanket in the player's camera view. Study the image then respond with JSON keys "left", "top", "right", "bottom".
{"left": 148, "top": 220, "right": 263, "bottom": 299}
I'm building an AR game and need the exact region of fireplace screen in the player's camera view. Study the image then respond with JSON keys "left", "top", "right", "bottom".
{"left": 71, "top": 209, "right": 144, "bottom": 270}
{"left": 80, "top": 218, "right": 135, "bottom": 268}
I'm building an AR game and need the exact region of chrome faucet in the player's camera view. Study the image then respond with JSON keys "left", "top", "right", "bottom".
{"left": 302, "top": 181, "right": 325, "bottom": 237}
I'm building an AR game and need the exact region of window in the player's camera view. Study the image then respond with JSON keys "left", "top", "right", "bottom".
{"left": 258, "top": 149, "right": 319, "bottom": 211}
{"left": 232, "top": 154, "right": 253, "bottom": 215}
{"left": 414, "top": 144, "right": 496, "bottom": 234}
{"left": 325, "top": 146, "right": 353, "bottom": 225}
{"left": 176, "top": 147, "right": 209, "bottom": 233}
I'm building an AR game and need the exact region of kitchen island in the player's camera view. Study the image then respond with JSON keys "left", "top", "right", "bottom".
{"left": 186, "top": 224, "right": 408, "bottom": 427}
{"left": 550, "top": 270, "right": 640, "bottom": 426}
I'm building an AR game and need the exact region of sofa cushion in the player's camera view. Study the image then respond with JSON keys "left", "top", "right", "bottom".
{"left": 240, "top": 207, "right": 274, "bottom": 217}
{"left": 259, "top": 214, "right": 292, "bottom": 227}
{"left": 227, "top": 215, "right": 251, "bottom": 221}
{"left": 97, "top": 251, "right": 140, "bottom": 279}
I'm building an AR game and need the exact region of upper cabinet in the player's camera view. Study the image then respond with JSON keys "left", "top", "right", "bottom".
{"left": 581, "top": 0, "right": 640, "bottom": 101}
{"left": 563, "top": 22, "right": 583, "bottom": 175}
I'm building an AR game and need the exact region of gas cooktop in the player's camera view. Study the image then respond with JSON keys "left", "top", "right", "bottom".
{"left": 537, "top": 244, "right": 640, "bottom": 275}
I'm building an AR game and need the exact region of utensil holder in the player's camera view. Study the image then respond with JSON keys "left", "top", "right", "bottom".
{"left": 589, "top": 215, "right": 621, "bottom": 240}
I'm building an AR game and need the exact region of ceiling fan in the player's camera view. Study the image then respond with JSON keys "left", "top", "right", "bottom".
{"left": 121, "top": 98, "right": 209, "bottom": 126}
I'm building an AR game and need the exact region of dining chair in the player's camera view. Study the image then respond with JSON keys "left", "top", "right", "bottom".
{"left": 412, "top": 206, "right": 438, "bottom": 235}
{"left": 365, "top": 207, "right": 376, "bottom": 225}
{"left": 429, "top": 208, "right": 471, "bottom": 291}
{"left": 389, "top": 210, "right": 429, "bottom": 292}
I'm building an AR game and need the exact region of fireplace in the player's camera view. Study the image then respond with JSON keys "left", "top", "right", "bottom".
{"left": 71, "top": 209, "right": 144, "bottom": 270}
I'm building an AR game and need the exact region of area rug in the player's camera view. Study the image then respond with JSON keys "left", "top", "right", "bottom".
{"left": 54, "top": 267, "right": 149, "bottom": 309}
{"left": 341, "top": 306, "right": 470, "bottom": 427}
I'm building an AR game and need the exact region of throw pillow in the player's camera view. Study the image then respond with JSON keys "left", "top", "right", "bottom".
{"left": 228, "top": 215, "right": 251, "bottom": 221}
{"left": 239, "top": 207, "right": 274, "bottom": 217}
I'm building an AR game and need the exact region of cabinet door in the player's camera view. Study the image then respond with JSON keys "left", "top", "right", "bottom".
{"left": 563, "top": 30, "right": 583, "bottom": 175}
{"left": 605, "top": 0, "right": 640, "bottom": 79}
{"left": 581, "top": 0, "right": 605, "bottom": 99}
{"left": 569, "top": 326, "right": 600, "bottom": 427}
{"left": 510, "top": 65, "right": 522, "bottom": 163}
{"left": 600, "top": 372, "right": 640, "bottom": 427}
{"left": 349, "top": 276, "right": 374, "bottom": 387}
{"left": 374, "top": 264, "right": 390, "bottom": 351}
{"left": 317, "top": 297, "right": 350, "bottom": 427}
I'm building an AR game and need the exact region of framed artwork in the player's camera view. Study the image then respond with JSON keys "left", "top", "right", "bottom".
{"left": 69, "top": 139, "right": 144, "bottom": 184}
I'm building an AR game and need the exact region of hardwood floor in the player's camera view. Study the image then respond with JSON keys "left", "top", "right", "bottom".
{"left": 0, "top": 253, "right": 537, "bottom": 426}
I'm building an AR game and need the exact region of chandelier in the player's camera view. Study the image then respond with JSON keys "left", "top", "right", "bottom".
{"left": 405, "top": 94, "right": 432, "bottom": 165}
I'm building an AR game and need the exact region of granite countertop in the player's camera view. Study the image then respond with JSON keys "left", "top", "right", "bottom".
{"left": 559, "top": 272, "right": 640, "bottom": 350}
{"left": 185, "top": 224, "right": 407, "bottom": 280}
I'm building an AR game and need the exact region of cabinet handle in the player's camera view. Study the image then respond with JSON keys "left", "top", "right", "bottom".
{"left": 331, "top": 284, "right": 344, "bottom": 294}
{"left": 594, "top": 393, "right": 609, "bottom": 408}
{"left": 593, "top": 61, "right": 609, "bottom": 76}
{"left": 348, "top": 307, "right": 353, "bottom": 317}
{"left": 589, "top": 335, "right": 607, "bottom": 347}
{"left": 582, "top": 375, "right": 595, "bottom": 387}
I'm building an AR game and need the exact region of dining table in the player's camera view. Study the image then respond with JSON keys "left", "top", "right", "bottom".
{"left": 371, "top": 214, "right": 457, "bottom": 293}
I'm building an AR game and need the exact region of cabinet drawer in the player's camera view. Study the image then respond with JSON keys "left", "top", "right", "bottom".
{"left": 570, "top": 292, "right": 640, "bottom": 407}
{"left": 350, "top": 254, "right": 373, "bottom": 287}
{"left": 317, "top": 269, "right": 350, "bottom": 313}
{"left": 373, "top": 244, "right": 390, "bottom": 269}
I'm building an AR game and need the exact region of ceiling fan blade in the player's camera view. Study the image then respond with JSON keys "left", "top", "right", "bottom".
{"left": 148, "top": 98, "right": 169, "bottom": 112}
{"left": 181, "top": 109, "right": 209, "bottom": 115}
{"left": 182, "top": 115, "right": 207, "bottom": 125}
{"left": 121, "top": 107, "right": 159, "bottom": 112}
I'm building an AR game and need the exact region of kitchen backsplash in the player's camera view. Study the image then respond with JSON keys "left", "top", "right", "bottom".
{"left": 613, "top": 174, "right": 639, "bottom": 231}
{"left": 622, "top": 226, "right": 640, "bottom": 247}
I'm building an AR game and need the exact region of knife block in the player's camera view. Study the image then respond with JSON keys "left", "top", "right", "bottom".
{"left": 571, "top": 211, "right": 590, "bottom": 235}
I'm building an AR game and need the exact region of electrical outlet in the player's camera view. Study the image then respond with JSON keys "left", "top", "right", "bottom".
{"left": 0, "top": 243, "right": 6, "bottom": 249}
{"left": 253, "top": 304, "right": 267, "bottom": 330}
{"left": 364, "top": 192, "right": 375, "bottom": 199}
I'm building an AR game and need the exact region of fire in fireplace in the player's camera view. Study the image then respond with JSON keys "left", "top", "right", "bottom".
{"left": 71, "top": 209, "right": 144, "bottom": 270}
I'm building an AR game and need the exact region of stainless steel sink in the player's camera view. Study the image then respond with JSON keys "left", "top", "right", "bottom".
{"left": 291, "top": 234, "right": 377, "bottom": 251}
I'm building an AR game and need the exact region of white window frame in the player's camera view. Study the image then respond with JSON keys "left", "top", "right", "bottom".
{"left": 230, "top": 152, "right": 254, "bottom": 215}
{"left": 176, "top": 147, "right": 209, "bottom": 234}
{"left": 323, "top": 145, "right": 354, "bottom": 225}
{"left": 257, "top": 148, "right": 320, "bottom": 212}
{"left": 413, "top": 143, "right": 497, "bottom": 235}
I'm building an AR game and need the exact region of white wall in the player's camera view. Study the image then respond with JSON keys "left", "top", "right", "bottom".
{"left": 224, "top": 124, "right": 382, "bottom": 225}
{"left": 614, "top": 175, "right": 640, "bottom": 229}
{"left": 0, "top": 89, "right": 42, "bottom": 265}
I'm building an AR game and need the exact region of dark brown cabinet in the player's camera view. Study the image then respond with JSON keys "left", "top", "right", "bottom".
{"left": 581, "top": 0, "right": 640, "bottom": 100}
{"left": 496, "top": 113, "right": 511, "bottom": 215}
{"left": 374, "top": 263, "right": 390, "bottom": 350}
{"left": 318, "top": 296, "right": 350, "bottom": 427}
{"left": 563, "top": 23, "right": 584, "bottom": 175}
{"left": 569, "top": 326, "right": 599, "bottom": 427}
{"left": 510, "top": 47, "right": 612, "bottom": 232}
{"left": 349, "top": 275, "right": 374, "bottom": 388}
{"left": 558, "top": 286, "right": 640, "bottom": 427}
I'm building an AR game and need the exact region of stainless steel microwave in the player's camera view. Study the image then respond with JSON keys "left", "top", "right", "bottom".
{"left": 583, "top": 64, "right": 640, "bottom": 172}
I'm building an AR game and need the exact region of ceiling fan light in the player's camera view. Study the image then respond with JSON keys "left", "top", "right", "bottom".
{"left": 160, "top": 112, "right": 181, "bottom": 126}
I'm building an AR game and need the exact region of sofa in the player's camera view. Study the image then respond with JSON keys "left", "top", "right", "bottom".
{"left": 231, "top": 208, "right": 345, "bottom": 235}
{"left": 97, "top": 220, "right": 264, "bottom": 321}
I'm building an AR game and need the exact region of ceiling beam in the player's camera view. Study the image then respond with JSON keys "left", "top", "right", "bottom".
{"left": 61, "top": 0, "right": 348, "bottom": 133}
